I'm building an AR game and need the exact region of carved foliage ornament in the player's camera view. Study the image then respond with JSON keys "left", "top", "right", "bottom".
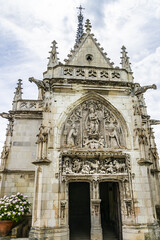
{"left": 61, "top": 100, "right": 125, "bottom": 149}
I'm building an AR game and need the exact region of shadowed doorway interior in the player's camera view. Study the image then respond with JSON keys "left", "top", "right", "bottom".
{"left": 69, "top": 182, "right": 91, "bottom": 240}
{"left": 100, "top": 182, "right": 122, "bottom": 240}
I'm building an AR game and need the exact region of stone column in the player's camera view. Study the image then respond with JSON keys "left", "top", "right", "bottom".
{"left": 90, "top": 180, "right": 103, "bottom": 240}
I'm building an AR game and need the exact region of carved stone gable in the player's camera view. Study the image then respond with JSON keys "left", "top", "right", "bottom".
{"left": 61, "top": 99, "right": 125, "bottom": 149}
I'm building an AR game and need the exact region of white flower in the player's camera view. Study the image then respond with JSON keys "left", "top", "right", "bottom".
{"left": 7, "top": 212, "right": 11, "bottom": 216}
{"left": 18, "top": 213, "right": 21, "bottom": 215}
{"left": 13, "top": 212, "right": 16, "bottom": 215}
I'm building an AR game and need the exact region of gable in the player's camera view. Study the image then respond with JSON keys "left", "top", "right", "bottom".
{"left": 66, "top": 35, "right": 113, "bottom": 68}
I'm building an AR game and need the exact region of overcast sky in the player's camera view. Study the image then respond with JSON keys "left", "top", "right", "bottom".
{"left": 0, "top": 0, "right": 160, "bottom": 156}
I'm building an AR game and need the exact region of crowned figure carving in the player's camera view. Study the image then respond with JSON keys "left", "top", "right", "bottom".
{"left": 61, "top": 99, "right": 125, "bottom": 149}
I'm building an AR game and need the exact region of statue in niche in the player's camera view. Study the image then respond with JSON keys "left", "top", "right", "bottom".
{"left": 85, "top": 106, "right": 100, "bottom": 136}
{"left": 63, "top": 157, "right": 73, "bottom": 174}
{"left": 105, "top": 118, "right": 120, "bottom": 148}
{"left": 67, "top": 123, "right": 78, "bottom": 146}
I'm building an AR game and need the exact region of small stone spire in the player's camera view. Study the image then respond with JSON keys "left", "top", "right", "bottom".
{"left": 13, "top": 79, "right": 23, "bottom": 102}
{"left": 120, "top": 46, "right": 132, "bottom": 72}
{"left": 75, "top": 5, "right": 85, "bottom": 45}
{"left": 85, "top": 19, "right": 92, "bottom": 33}
{"left": 47, "top": 40, "right": 59, "bottom": 68}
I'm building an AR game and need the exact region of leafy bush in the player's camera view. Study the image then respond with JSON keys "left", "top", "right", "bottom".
{"left": 0, "top": 193, "right": 31, "bottom": 222}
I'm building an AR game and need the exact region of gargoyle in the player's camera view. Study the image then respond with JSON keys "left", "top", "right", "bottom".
{"left": 0, "top": 112, "right": 12, "bottom": 120}
{"left": 150, "top": 119, "right": 160, "bottom": 125}
{"left": 29, "top": 77, "right": 50, "bottom": 91}
{"left": 134, "top": 84, "right": 157, "bottom": 96}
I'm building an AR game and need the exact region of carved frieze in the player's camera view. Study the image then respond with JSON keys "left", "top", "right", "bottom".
{"left": 61, "top": 100, "right": 125, "bottom": 149}
{"left": 61, "top": 156, "right": 129, "bottom": 175}
{"left": 61, "top": 67, "right": 122, "bottom": 81}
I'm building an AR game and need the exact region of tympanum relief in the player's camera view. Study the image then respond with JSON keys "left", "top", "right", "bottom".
{"left": 62, "top": 100, "right": 125, "bottom": 149}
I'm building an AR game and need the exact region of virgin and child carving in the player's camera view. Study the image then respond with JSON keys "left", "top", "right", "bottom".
{"left": 62, "top": 100, "right": 125, "bottom": 149}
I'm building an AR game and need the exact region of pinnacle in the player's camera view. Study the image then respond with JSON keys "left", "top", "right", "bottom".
{"left": 47, "top": 40, "right": 59, "bottom": 68}
{"left": 13, "top": 79, "right": 23, "bottom": 102}
{"left": 120, "top": 45, "right": 132, "bottom": 73}
{"left": 85, "top": 19, "right": 92, "bottom": 33}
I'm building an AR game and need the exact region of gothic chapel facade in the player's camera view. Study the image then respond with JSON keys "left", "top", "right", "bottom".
{"left": 0, "top": 9, "right": 160, "bottom": 240}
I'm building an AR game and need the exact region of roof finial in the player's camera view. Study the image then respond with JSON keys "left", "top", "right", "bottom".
{"left": 47, "top": 40, "right": 59, "bottom": 68}
{"left": 120, "top": 45, "right": 132, "bottom": 73}
{"left": 13, "top": 79, "right": 23, "bottom": 101}
{"left": 85, "top": 19, "right": 92, "bottom": 33}
{"left": 75, "top": 5, "right": 85, "bottom": 45}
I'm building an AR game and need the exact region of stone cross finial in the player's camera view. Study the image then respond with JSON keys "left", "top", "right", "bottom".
{"left": 47, "top": 40, "right": 59, "bottom": 68}
{"left": 121, "top": 45, "right": 132, "bottom": 73}
{"left": 85, "top": 19, "right": 92, "bottom": 33}
{"left": 13, "top": 79, "right": 23, "bottom": 101}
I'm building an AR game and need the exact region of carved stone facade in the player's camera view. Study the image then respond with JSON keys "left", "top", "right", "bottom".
{"left": 0, "top": 15, "right": 160, "bottom": 240}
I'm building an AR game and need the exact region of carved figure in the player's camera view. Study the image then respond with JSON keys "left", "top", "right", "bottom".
{"left": 106, "top": 162, "right": 114, "bottom": 174}
{"left": 81, "top": 162, "right": 90, "bottom": 174}
{"left": 64, "top": 157, "right": 73, "bottom": 174}
{"left": 86, "top": 106, "right": 99, "bottom": 136}
{"left": 106, "top": 119, "right": 120, "bottom": 148}
{"left": 67, "top": 124, "right": 78, "bottom": 146}
{"left": 72, "top": 158, "right": 81, "bottom": 173}
{"left": 1, "top": 146, "right": 9, "bottom": 160}
{"left": 90, "top": 160, "right": 99, "bottom": 173}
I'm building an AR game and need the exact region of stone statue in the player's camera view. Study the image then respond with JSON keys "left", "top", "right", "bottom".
{"left": 85, "top": 106, "right": 99, "bottom": 136}
{"left": 106, "top": 119, "right": 120, "bottom": 148}
{"left": 67, "top": 124, "right": 78, "bottom": 146}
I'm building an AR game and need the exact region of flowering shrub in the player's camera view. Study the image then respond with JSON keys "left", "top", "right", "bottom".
{"left": 0, "top": 193, "right": 31, "bottom": 222}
